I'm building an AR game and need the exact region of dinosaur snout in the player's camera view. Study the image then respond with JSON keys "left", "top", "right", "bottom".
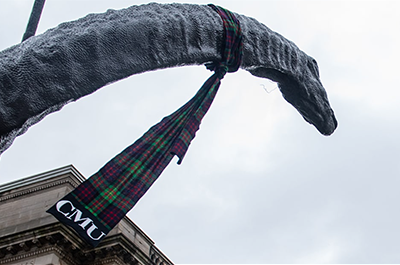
{"left": 317, "top": 108, "right": 337, "bottom": 136}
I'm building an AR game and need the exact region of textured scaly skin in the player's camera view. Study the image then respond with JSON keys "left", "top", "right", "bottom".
{"left": 0, "top": 3, "right": 336, "bottom": 155}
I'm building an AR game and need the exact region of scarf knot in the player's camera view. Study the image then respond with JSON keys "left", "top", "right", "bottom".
{"left": 205, "top": 61, "right": 229, "bottom": 79}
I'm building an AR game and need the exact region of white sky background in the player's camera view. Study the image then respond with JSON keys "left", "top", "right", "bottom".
{"left": 1, "top": 0, "right": 400, "bottom": 263}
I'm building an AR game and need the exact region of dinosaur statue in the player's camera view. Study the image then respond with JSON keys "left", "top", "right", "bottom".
{"left": 0, "top": 3, "right": 337, "bottom": 155}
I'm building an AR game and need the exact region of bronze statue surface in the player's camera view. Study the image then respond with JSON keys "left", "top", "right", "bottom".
{"left": 0, "top": 3, "right": 337, "bottom": 155}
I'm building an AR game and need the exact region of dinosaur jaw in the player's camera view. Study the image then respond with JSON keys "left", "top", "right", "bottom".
{"left": 248, "top": 67, "right": 338, "bottom": 136}
{"left": 277, "top": 74, "right": 338, "bottom": 136}
{"left": 292, "top": 95, "right": 338, "bottom": 136}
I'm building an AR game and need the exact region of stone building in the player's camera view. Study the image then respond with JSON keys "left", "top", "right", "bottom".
{"left": 0, "top": 165, "right": 173, "bottom": 265}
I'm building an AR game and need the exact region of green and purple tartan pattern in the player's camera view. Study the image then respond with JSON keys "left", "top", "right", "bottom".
{"left": 48, "top": 4, "right": 243, "bottom": 237}
{"left": 70, "top": 74, "right": 222, "bottom": 230}
{"left": 207, "top": 4, "right": 243, "bottom": 74}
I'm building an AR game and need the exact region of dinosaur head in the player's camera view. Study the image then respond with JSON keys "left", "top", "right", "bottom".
{"left": 248, "top": 58, "right": 337, "bottom": 136}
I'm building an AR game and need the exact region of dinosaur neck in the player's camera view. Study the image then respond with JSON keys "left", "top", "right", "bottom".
{"left": 237, "top": 13, "right": 307, "bottom": 83}
{"left": 0, "top": 3, "right": 304, "bottom": 154}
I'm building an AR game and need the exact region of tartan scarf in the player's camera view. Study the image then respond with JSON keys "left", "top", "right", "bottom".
{"left": 47, "top": 4, "right": 243, "bottom": 247}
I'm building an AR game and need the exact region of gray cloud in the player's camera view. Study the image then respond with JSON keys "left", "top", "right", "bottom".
{"left": 1, "top": 0, "right": 400, "bottom": 263}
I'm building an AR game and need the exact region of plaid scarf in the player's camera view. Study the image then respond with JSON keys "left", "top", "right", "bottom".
{"left": 47, "top": 4, "right": 243, "bottom": 247}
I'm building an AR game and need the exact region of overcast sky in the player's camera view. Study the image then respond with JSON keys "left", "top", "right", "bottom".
{"left": 1, "top": 0, "right": 400, "bottom": 263}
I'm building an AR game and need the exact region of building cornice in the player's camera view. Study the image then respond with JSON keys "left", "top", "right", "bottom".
{"left": 0, "top": 165, "right": 84, "bottom": 202}
{"left": 0, "top": 224, "right": 152, "bottom": 265}
{"left": 0, "top": 165, "right": 174, "bottom": 265}
{"left": 0, "top": 246, "right": 66, "bottom": 265}
{"left": 0, "top": 165, "right": 85, "bottom": 193}
{"left": 0, "top": 165, "right": 156, "bottom": 246}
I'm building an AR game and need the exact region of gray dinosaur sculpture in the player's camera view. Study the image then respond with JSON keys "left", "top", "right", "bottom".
{"left": 0, "top": 3, "right": 337, "bottom": 155}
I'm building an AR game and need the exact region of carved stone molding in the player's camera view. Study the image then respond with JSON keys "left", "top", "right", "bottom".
{"left": 0, "top": 178, "right": 77, "bottom": 202}
{"left": 0, "top": 231, "right": 143, "bottom": 265}
{"left": 0, "top": 165, "right": 84, "bottom": 202}
{"left": 150, "top": 246, "right": 171, "bottom": 265}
